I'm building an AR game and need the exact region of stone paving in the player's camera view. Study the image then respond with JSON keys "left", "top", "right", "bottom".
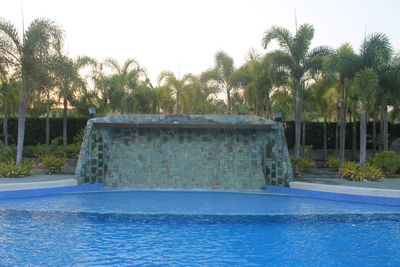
{"left": 296, "top": 168, "right": 400, "bottom": 189}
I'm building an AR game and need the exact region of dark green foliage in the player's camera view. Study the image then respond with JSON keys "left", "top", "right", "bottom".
{"left": 0, "top": 141, "right": 14, "bottom": 161}
{"left": 0, "top": 117, "right": 88, "bottom": 146}
{"left": 368, "top": 151, "right": 400, "bottom": 176}
{"left": 284, "top": 121, "right": 400, "bottom": 149}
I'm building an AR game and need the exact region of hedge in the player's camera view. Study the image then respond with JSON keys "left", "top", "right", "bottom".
{"left": 1, "top": 117, "right": 400, "bottom": 149}
{"left": 284, "top": 121, "right": 400, "bottom": 149}
{"left": 0, "top": 117, "right": 88, "bottom": 145}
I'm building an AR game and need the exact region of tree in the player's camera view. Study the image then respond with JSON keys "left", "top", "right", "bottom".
{"left": 325, "top": 44, "right": 360, "bottom": 169}
{"left": 0, "top": 18, "right": 63, "bottom": 164}
{"left": 263, "top": 24, "right": 331, "bottom": 174}
{"left": 230, "top": 56, "right": 275, "bottom": 116}
{"left": 52, "top": 55, "right": 89, "bottom": 146}
{"left": 0, "top": 73, "right": 19, "bottom": 146}
{"left": 158, "top": 71, "right": 192, "bottom": 114}
{"left": 354, "top": 68, "right": 379, "bottom": 167}
{"left": 97, "top": 58, "right": 143, "bottom": 114}
{"left": 310, "top": 76, "right": 338, "bottom": 158}
{"left": 202, "top": 51, "right": 236, "bottom": 114}
{"left": 360, "top": 33, "right": 393, "bottom": 151}
{"left": 179, "top": 75, "right": 213, "bottom": 114}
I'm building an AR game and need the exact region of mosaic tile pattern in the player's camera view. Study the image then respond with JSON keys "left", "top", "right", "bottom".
{"left": 75, "top": 115, "right": 293, "bottom": 189}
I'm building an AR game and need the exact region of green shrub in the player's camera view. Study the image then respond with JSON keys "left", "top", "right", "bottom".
{"left": 341, "top": 161, "right": 384, "bottom": 181}
{"left": 368, "top": 151, "right": 400, "bottom": 177}
{"left": 40, "top": 154, "right": 66, "bottom": 174}
{"left": 55, "top": 144, "right": 81, "bottom": 158}
{"left": 326, "top": 157, "right": 339, "bottom": 170}
{"left": 364, "top": 164, "right": 384, "bottom": 181}
{"left": 0, "top": 142, "right": 15, "bottom": 161}
{"left": 291, "top": 157, "right": 316, "bottom": 173}
{"left": 0, "top": 160, "right": 37, "bottom": 177}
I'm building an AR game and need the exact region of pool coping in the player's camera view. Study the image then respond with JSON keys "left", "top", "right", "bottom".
{"left": 268, "top": 183, "right": 400, "bottom": 206}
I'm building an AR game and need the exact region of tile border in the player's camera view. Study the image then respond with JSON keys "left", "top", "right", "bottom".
{"left": 0, "top": 183, "right": 104, "bottom": 200}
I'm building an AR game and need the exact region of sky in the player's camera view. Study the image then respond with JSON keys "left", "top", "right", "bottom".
{"left": 1, "top": 0, "right": 399, "bottom": 84}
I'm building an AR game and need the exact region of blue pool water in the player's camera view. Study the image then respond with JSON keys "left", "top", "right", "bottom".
{"left": 0, "top": 191, "right": 400, "bottom": 266}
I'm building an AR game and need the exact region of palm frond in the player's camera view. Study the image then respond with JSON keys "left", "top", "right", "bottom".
{"left": 24, "top": 18, "right": 63, "bottom": 58}
{"left": 262, "top": 25, "right": 293, "bottom": 52}
{"left": 361, "top": 33, "right": 393, "bottom": 70}
{"left": 292, "top": 24, "right": 314, "bottom": 61}
{"left": 0, "top": 18, "right": 22, "bottom": 65}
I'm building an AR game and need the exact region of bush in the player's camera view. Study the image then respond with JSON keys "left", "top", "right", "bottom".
{"left": 364, "top": 164, "right": 384, "bottom": 181}
{"left": 327, "top": 157, "right": 339, "bottom": 170}
{"left": 291, "top": 157, "right": 316, "bottom": 173}
{"left": 341, "top": 161, "right": 384, "bottom": 181}
{"left": 0, "top": 142, "right": 15, "bottom": 161}
{"left": 368, "top": 151, "right": 400, "bottom": 177}
{"left": 54, "top": 144, "right": 81, "bottom": 159}
{"left": 40, "top": 154, "right": 66, "bottom": 174}
{"left": 0, "top": 160, "right": 37, "bottom": 177}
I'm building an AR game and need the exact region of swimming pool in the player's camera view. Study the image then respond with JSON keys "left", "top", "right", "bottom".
{"left": 0, "top": 191, "right": 399, "bottom": 265}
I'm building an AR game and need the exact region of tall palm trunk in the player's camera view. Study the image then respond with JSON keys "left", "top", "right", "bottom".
{"left": 255, "top": 98, "right": 259, "bottom": 116}
{"left": 335, "top": 118, "right": 339, "bottom": 156}
{"left": 360, "top": 109, "right": 367, "bottom": 168}
{"left": 301, "top": 120, "right": 306, "bottom": 157}
{"left": 3, "top": 88, "right": 8, "bottom": 146}
{"left": 379, "top": 112, "right": 383, "bottom": 152}
{"left": 351, "top": 113, "right": 357, "bottom": 160}
{"left": 46, "top": 101, "right": 50, "bottom": 145}
{"left": 372, "top": 114, "right": 377, "bottom": 154}
{"left": 339, "top": 78, "right": 346, "bottom": 170}
{"left": 294, "top": 80, "right": 302, "bottom": 175}
{"left": 16, "top": 72, "right": 27, "bottom": 165}
{"left": 63, "top": 97, "right": 68, "bottom": 146}
{"left": 323, "top": 117, "right": 327, "bottom": 159}
{"left": 226, "top": 87, "right": 231, "bottom": 114}
{"left": 265, "top": 94, "right": 270, "bottom": 118}
{"left": 382, "top": 95, "right": 388, "bottom": 151}
{"left": 175, "top": 90, "right": 180, "bottom": 114}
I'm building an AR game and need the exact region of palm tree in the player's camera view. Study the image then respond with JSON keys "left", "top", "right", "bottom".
{"left": 310, "top": 76, "right": 338, "bottom": 158}
{"left": 360, "top": 33, "right": 393, "bottom": 151}
{"left": 325, "top": 44, "right": 360, "bottom": 169}
{"left": 0, "top": 73, "right": 19, "bottom": 146}
{"left": 230, "top": 56, "right": 275, "bottom": 116}
{"left": 38, "top": 62, "right": 53, "bottom": 145}
{"left": 158, "top": 71, "right": 191, "bottom": 114}
{"left": 179, "top": 75, "right": 213, "bottom": 114}
{"left": 262, "top": 24, "right": 331, "bottom": 174}
{"left": 99, "top": 58, "right": 143, "bottom": 114}
{"left": 202, "top": 51, "right": 236, "bottom": 114}
{"left": 354, "top": 68, "right": 379, "bottom": 167}
{"left": 0, "top": 18, "right": 63, "bottom": 164}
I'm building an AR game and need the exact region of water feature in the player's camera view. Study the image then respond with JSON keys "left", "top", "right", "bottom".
{"left": 75, "top": 115, "right": 292, "bottom": 189}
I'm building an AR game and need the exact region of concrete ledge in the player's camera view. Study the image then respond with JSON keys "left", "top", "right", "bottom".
{"left": 0, "top": 179, "right": 78, "bottom": 191}
{"left": 267, "top": 185, "right": 400, "bottom": 206}
{"left": 290, "top": 181, "right": 400, "bottom": 198}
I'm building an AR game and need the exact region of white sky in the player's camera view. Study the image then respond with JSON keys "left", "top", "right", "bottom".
{"left": 1, "top": 0, "right": 399, "bottom": 84}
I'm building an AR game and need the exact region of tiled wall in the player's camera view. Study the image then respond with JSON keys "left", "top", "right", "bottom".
{"left": 76, "top": 115, "right": 293, "bottom": 189}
